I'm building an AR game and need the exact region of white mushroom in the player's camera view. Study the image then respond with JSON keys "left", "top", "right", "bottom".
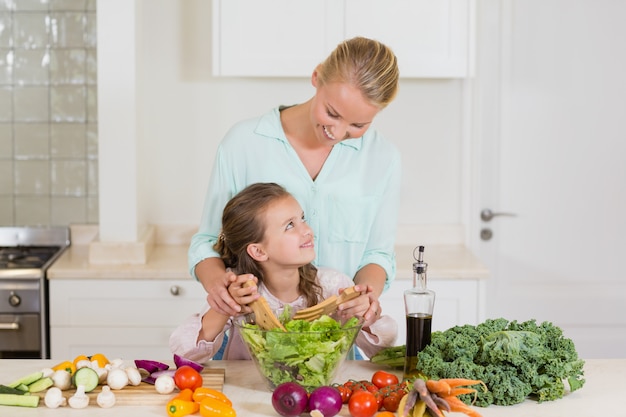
{"left": 96, "top": 385, "right": 116, "bottom": 408}
{"left": 125, "top": 366, "right": 142, "bottom": 386}
{"left": 68, "top": 385, "right": 90, "bottom": 409}
{"left": 41, "top": 367, "right": 55, "bottom": 378}
{"left": 91, "top": 363, "right": 109, "bottom": 384}
{"left": 44, "top": 387, "right": 67, "bottom": 409}
{"left": 51, "top": 369, "right": 72, "bottom": 391}
{"left": 75, "top": 359, "right": 92, "bottom": 370}
{"left": 154, "top": 375, "right": 176, "bottom": 394}
{"left": 106, "top": 368, "right": 129, "bottom": 390}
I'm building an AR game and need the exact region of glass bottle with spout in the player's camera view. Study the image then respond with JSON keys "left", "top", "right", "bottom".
{"left": 403, "top": 245, "right": 436, "bottom": 379}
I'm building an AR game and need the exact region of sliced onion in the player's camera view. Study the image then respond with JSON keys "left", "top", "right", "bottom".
{"left": 151, "top": 369, "right": 176, "bottom": 379}
{"left": 134, "top": 359, "right": 169, "bottom": 374}
{"left": 173, "top": 354, "right": 204, "bottom": 373}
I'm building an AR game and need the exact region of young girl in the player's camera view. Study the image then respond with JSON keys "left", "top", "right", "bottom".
{"left": 170, "top": 183, "right": 397, "bottom": 362}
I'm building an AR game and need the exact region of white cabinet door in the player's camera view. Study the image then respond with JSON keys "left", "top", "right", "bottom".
{"left": 212, "top": 0, "right": 344, "bottom": 77}
{"left": 345, "top": 0, "right": 473, "bottom": 78}
{"left": 212, "top": 0, "right": 473, "bottom": 78}
{"left": 49, "top": 279, "right": 206, "bottom": 360}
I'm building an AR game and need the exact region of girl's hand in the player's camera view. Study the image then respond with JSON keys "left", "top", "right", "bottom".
{"left": 227, "top": 275, "right": 261, "bottom": 314}
{"left": 337, "top": 285, "right": 381, "bottom": 327}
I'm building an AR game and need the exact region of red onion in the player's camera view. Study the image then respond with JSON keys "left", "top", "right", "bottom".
{"left": 173, "top": 354, "right": 204, "bottom": 373}
{"left": 271, "top": 382, "right": 309, "bottom": 417}
{"left": 308, "top": 386, "right": 343, "bottom": 417}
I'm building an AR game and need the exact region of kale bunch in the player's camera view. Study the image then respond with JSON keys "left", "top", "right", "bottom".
{"left": 416, "top": 318, "right": 585, "bottom": 406}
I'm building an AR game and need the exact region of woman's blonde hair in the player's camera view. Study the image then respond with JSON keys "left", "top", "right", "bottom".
{"left": 317, "top": 36, "right": 399, "bottom": 109}
{"left": 214, "top": 183, "right": 323, "bottom": 307}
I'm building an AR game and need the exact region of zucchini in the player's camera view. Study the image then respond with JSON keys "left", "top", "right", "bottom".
{"left": 72, "top": 367, "right": 99, "bottom": 392}
{"left": 15, "top": 383, "right": 29, "bottom": 392}
{"left": 6, "top": 371, "right": 43, "bottom": 389}
{"left": 0, "top": 393, "right": 40, "bottom": 408}
{"left": 27, "top": 377, "right": 53, "bottom": 393}
{"left": 0, "top": 385, "right": 25, "bottom": 395}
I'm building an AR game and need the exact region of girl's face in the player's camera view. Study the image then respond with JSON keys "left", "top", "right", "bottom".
{"left": 310, "top": 73, "right": 380, "bottom": 147}
{"left": 257, "top": 195, "right": 315, "bottom": 268}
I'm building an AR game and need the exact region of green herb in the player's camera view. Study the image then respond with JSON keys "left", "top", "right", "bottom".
{"left": 415, "top": 318, "right": 586, "bottom": 406}
{"left": 239, "top": 315, "right": 360, "bottom": 391}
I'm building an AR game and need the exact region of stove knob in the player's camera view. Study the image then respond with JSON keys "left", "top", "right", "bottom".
{"left": 9, "top": 291, "right": 21, "bottom": 307}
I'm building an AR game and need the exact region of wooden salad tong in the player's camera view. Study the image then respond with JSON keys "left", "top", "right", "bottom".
{"left": 242, "top": 280, "right": 286, "bottom": 331}
{"left": 292, "top": 286, "right": 362, "bottom": 321}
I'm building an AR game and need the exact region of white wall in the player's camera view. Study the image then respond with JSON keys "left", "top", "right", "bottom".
{"left": 135, "top": 0, "right": 466, "bottom": 245}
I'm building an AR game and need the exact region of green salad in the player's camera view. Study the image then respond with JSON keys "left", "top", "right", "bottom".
{"left": 238, "top": 312, "right": 361, "bottom": 391}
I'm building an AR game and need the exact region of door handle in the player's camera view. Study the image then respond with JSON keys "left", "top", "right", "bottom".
{"left": 480, "top": 208, "right": 517, "bottom": 222}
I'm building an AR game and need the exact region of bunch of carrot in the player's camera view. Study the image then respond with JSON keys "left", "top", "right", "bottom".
{"left": 398, "top": 378, "right": 487, "bottom": 417}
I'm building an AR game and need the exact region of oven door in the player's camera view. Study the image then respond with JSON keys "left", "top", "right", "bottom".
{"left": 0, "top": 313, "right": 41, "bottom": 353}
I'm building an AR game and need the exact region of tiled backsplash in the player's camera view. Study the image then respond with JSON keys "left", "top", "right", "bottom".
{"left": 0, "top": 0, "right": 97, "bottom": 226}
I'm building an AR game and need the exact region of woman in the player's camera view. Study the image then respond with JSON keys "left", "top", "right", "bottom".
{"left": 171, "top": 183, "right": 397, "bottom": 361}
{"left": 189, "top": 36, "right": 401, "bottom": 327}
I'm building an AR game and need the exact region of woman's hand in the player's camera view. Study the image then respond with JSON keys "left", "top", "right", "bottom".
{"left": 195, "top": 258, "right": 241, "bottom": 316}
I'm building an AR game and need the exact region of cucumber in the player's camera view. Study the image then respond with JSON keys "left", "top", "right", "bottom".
{"left": 0, "top": 385, "right": 26, "bottom": 395}
{"left": 27, "top": 377, "right": 53, "bottom": 393}
{"left": 15, "top": 384, "right": 29, "bottom": 392}
{"left": 0, "top": 393, "right": 40, "bottom": 408}
{"left": 6, "top": 371, "right": 43, "bottom": 389}
{"left": 72, "top": 367, "right": 99, "bottom": 392}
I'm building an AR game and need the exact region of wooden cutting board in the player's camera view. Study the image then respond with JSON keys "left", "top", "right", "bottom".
{"left": 36, "top": 368, "right": 225, "bottom": 407}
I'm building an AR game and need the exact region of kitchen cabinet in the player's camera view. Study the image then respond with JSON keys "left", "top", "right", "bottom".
{"left": 49, "top": 279, "right": 206, "bottom": 360}
{"left": 212, "top": 0, "right": 474, "bottom": 78}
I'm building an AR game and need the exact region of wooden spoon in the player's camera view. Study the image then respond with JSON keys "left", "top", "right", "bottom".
{"left": 242, "top": 280, "right": 286, "bottom": 331}
{"left": 292, "top": 286, "right": 361, "bottom": 321}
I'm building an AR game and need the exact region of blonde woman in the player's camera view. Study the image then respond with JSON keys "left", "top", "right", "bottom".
{"left": 190, "top": 37, "right": 401, "bottom": 328}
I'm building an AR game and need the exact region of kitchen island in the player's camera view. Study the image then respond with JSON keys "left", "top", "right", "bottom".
{"left": 1, "top": 359, "right": 622, "bottom": 416}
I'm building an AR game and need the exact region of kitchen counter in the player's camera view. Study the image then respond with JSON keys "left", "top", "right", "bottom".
{"left": 0, "top": 359, "right": 620, "bottom": 416}
{"left": 47, "top": 243, "right": 489, "bottom": 281}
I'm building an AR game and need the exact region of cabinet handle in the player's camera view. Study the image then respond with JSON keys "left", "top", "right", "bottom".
{"left": 170, "top": 285, "right": 180, "bottom": 296}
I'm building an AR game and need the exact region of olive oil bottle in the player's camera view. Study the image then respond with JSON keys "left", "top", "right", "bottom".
{"left": 403, "top": 246, "right": 435, "bottom": 379}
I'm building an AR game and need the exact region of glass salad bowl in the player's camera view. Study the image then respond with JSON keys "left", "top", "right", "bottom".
{"left": 234, "top": 313, "right": 363, "bottom": 391}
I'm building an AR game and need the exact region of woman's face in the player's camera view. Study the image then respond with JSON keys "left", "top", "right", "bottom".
{"left": 310, "top": 73, "right": 380, "bottom": 146}
{"left": 258, "top": 195, "right": 315, "bottom": 268}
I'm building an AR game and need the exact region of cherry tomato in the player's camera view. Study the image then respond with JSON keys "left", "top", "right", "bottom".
{"left": 335, "top": 384, "right": 352, "bottom": 403}
{"left": 348, "top": 391, "right": 378, "bottom": 417}
{"left": 371, "top": 371, "right": 399, "bottom": 389}
{"left": 173, "top": 365, "right": 203, "bottom": 391}
{"left": 382, "top": 392, "right": 402, "bottom": 412}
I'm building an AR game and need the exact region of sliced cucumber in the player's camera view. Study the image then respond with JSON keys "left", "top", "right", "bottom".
{"left": 15, "top": 383, "right": 29, "bottom": 392}
{"left": 7, "top": 371, "right": 43, "bottom": 389}
{"left": 0, "top": 385, "right": 26, "bottom": 395}
{"left": 72, "top": 367, "right": 99, "bottom": 392}
{"left": 27, "top": 377, "right": 53, "bottom": 393}
{"left": 0, "top": 393, "right": 40, "bottom": 408}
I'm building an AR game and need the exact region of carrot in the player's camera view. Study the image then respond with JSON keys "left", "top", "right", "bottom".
{"left": 437, "top": 378, "right": 484, "bottom": 388}
{"left": 426, "top": 379, "right": 452, "bottom": 395}
{"left": 413, "top": 379, "right": 444, "bottom": 417}
{"left": 447, "top": 387, "right": 477, "bottom": 397}
{"left": 441, "top": 395, "right": 483, "bottom": 417}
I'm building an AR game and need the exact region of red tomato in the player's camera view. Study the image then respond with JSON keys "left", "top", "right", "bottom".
{"left": 371, "top": 371, "right": 399, "bottom": 389}
{"left": 173, "top": 365, "right": 203, "bottom": 391}
{"left": 336, "top": 384, "right": 352, "bottom": 403}
{"left": 348, "top": 391, "right": 378, "bottom": 417}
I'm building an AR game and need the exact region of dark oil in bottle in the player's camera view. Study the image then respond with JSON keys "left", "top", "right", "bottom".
{"left": 403, "top": 313, "right": 432, "bottom": 379}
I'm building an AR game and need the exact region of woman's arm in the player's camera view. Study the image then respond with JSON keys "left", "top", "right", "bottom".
{"left": 194, "top": 258, "right": 241, "bottom": 315}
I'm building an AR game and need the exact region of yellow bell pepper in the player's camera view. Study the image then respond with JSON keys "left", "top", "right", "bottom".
{"left": 199, "top": 397, "right": 236, "bottom": 417}
{"left": 52, "top": 360, "right": 76, "bottom": 375}
{"left": 167, "top": 389, "right": 199, "bottom": 417}
{"left": 192, "top": 387, "right": 232, "bottom": 407}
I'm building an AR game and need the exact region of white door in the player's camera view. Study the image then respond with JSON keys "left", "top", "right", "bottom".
{"left": 469, "top": 0, "right": 626, "bottom": 358}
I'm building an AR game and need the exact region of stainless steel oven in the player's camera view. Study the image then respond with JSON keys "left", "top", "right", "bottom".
{"left": 0, "top": 227, "right": 69, "bottom": 359}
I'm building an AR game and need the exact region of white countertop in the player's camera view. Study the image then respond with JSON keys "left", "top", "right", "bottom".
{"left": 0, "top": 359, "right": 620, "bottom": 416}
{"left": 47, "top": 243, "right": 489, "bottom": 281}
